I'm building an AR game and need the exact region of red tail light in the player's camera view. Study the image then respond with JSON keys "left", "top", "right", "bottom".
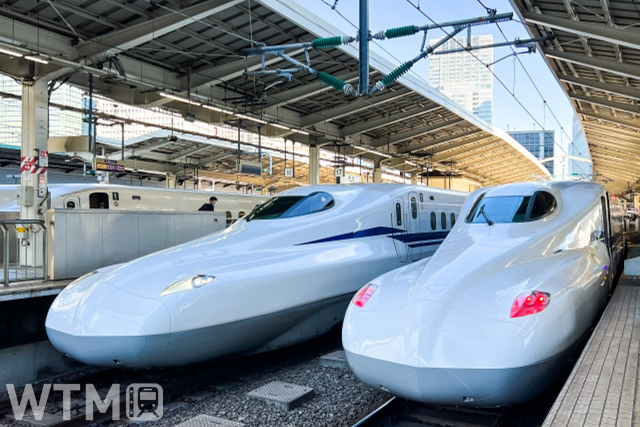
{"left": 353, "top": 284, "right": 377, "bottom": 307}
{"left": 510, "top": 291, "right": 551, "bottom": 318}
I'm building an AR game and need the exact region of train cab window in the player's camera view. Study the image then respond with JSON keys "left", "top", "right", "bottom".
{"left": 89, "top": 192, "right": 109, "bottom": 209}
{"left": 450, "top": 213, "right": 456, "bottom": 227}
{"left": 466, "top": 192, "right": 556, "bottom": 224}
{"left": 410, "top": 197, "right": 418, "bottom": 219}
{"left": 246, "top": 192, "right": 334, "bottom": 220}
{"left": 66, "top": 201, "right": 76, "bottom": 209}
{"left": 529, "top": 191, "right": 557, "bottom": 220}
{"left": 441, "top": 212, "right": 447, "bottom": 230}
{"left": 430, "top": 212, "right": 437, "bottom": 230}
{"left": 396, "top": 203, "right": 402, "bottom": 226}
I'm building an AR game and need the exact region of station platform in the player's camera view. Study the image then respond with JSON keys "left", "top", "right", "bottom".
{"left": 544, "top": 250, "right": 640, "bottom": 426}
{"left": 0, "top": 279, "right": 71, "bottom": 302}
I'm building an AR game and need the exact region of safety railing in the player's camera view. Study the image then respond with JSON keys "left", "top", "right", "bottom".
{"left": 0, "top": 219, "right": 48, "bottom": 287}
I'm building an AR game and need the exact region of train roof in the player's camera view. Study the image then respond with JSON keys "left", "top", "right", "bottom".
{"left": 480, "top": 181, "right": 605, "bottom": 198}
{"left": 280, "top": 184, "right": 468, "bottom": 200}
{"left": 0, "top": 184, "right": 270, "bottom": 199}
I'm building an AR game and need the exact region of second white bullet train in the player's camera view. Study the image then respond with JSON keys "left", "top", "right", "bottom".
{"left": 343, "top": 181, "right": 625, "bottom": 407}
{"left": 46, "top": 184, "right": 466, "bottom": 367}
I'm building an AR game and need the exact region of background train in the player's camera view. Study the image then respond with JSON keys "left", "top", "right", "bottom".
{"left": 343, "top": 181, "right": 625, "bottom": 407}
{"left": 46, "top": 184, "right": 467, "bottom": 368}
{"left": 0, "top": 184, "right": 268, "bottom": 221}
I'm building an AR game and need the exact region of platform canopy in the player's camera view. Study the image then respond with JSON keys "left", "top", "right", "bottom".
{"left": 510, "top": 0, "right": 640, "bottom": 194}
{"left": 0, "top": 0, "right": 550, "bottom": 185}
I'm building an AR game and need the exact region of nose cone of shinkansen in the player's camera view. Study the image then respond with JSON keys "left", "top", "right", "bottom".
{"left": 342, "top": 255, "right": 576, "bottom": 407}
{"left": 46, "top": 266, "right": 173, "bottom": 367}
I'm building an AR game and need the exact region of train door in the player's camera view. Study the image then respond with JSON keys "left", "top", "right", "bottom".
{"left": 63, "top": 196, "right": 80, "bottom": 209}
{"left": 392, "top": 197, "right": 408, "bottom": 263}
{"left": 408, "top": 192, "right": 420, "bottom": 261}
{"left": 599, "top": 196, "right": 613, "bottom": 292}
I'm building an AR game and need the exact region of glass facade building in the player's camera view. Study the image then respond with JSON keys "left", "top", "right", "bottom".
{"left": 569, "top": 116, "right": 592, "bottom": 177}
{"left": 428, "top": 35, "right": 494, "bottom": 125}
{"left": 0, "top": 75, "right": 83, "bottom": 146}
{"left": 507, "top": 130, "right": 555, "bottom": 176}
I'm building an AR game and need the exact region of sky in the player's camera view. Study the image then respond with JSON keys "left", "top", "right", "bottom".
{"left": 299, "top": 0, "right": 586, "bottom": 164}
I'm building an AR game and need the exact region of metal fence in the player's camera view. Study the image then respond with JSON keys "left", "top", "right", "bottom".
{"left": 0, "top": 219, "right": 48, "bottom": 287}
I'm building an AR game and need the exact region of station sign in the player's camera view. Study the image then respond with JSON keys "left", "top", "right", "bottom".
{"left": 284, "top": 168, "right": 294, "bottom": 178}
{"left": 334, "top": 167, "right": 345, "bottom": 178}
{"left": 38, "top": 174, "right": 46, "bottom": 198}
{"left": 96, "top": 159, "right": 126, "bottom": 172}
{"left": 38, "top": 149, "right": 49, "bottom": 167}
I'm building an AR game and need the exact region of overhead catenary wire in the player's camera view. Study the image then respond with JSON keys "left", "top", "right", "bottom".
{"left": 404, "top": 0, "right": 588, "bottom": 177}
{"left": 487, "top": 1, "right": 590, "bottom": 173}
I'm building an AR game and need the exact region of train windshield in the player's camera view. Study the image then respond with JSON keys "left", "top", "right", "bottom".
{"left": 466, "top": 196, "right": 531, "bottom": 224}
{"left": 466, "top": 191, "right": 557, "bottom": 224}
{"left": 246, "top": 192, "right": 334, "bottom": 220}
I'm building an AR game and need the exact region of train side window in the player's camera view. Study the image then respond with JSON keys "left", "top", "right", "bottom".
{"left": 419, "top": 194, "right": 424, "bottom": 202}
{"left": 529, "top": 191, "right": 557, "bottom": 220}
{"left": 441, "top": 212, "right": 447, "bottom": 230}
{"left": 238, "top": 211, "right": 246, "bottom": 219}
{"left": 430, "top": 195, "right": 434, "bottom": 201}
{"left": 430, "top": 212, "right": 436, "bottom": 230}
{"left": 226, "top": 211, "right": 232, "bottom": 226}
{"left": 410, "top": 197, "right": 418, "bottom": 219}
{"left": 89, "top": 192, "right": 109, "bottom": 209}
{"left": 66, "top": 201, "right": 76, "bottom": 209}
{"left": 112, "top": 192, "right": 119, "bottom": 201}
{"left": 396, "top": 203, "right": 402, "bottom": 226}
{"left": 450, "top": 213, "right": 456, "bottom": 227}
{"left": 132, "top": 195, "right": 141, "bottom": 201}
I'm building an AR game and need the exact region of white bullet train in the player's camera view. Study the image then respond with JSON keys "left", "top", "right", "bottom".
{"left": 45, "top": 184, "right": 466, "bottom": 367}
{"left": 343, "top": 181, "right": 626, "bottom": 407}
{"left": 0, "top": 184, "right": 267, "bottom": 220}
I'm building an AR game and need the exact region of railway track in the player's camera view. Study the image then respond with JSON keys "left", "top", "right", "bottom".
{"left": 0, "top": 328, "right": 345, "bottom": 426}
{"left": 352, "top": 397, "right": 509, "bottom": 427}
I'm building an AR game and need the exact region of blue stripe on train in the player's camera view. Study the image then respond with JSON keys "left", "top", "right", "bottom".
{"left": 296, "top": 227, "right": 449, "bottom": 246}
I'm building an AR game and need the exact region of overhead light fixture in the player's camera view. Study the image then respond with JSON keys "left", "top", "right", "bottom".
{"left": 202, "top": 104, "right": 233, "bottom": 114}
{"left": 0, "top": 46, "right": 23, "bottom": 58}
{"left": 354, "top": 146, "right": 393, "bottom": 159}
{"left": 292, "top": 128, "right": 309, "bottom": 135}
{"left": 269, "top": 122, "right": 290, "bottom": 130}
{"left": 25, "top": 55, "right": 49, "bottom": 64}
{"left": 406, "top": 161, "right": 418, "bottom": 167}
{"left": 235, "top": 113, "right": 267, "bottom": 124}
{"left": 184, "top": 113, "right": 196, "bottom": 123}
{"left": 159, "top": 92, "right": 201, "bottom": 106}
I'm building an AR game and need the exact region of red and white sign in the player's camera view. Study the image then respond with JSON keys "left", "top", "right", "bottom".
{"left": 20, "top": 156, "right": 35, "bottom": 173}
{"left": 38, "top": 173, "right": 46, "bottom": 198}
{"left": 38, "top": 149, "right": 49, "bottom": 167}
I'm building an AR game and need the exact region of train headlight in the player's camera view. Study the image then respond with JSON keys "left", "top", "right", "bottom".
{"left": 510, "top": 291, "right": 551, "bottom": 318}
{"left": 160, "top": 274, "right": 215, "bottom": 296}
{"left": 352, "top": 284, "right": 377, "bottom": 308}
{"left": 65, "top": 270, "right": 99, "bottom": 290}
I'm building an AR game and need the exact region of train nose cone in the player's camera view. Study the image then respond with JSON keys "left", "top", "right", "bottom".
{"left": 46, "top": 284, "right": 171, "bottom": 368}
{"left": 344, "top": 299, "right": 535, "bottom": 406}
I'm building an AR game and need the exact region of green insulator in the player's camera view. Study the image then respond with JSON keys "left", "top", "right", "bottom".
{"left": 317, "top": 71, "right": 346, "bottom": 91}
{"left": 312, "top": 36, "right": 343, "bottom": 50}
{"left": 384, "top": 25, "right": 418, "bottom": 39}
{"left": 381, "top": 62, "right": 413, "bottom": 87}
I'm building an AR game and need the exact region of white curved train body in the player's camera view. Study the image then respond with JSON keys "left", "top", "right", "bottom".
{"left": 0, "top": 184, "right": 267, "bottom": 219}
{"left": 343, "top": 181, "right": 625, "bottom": 407}
{"left": 46, "top": 184, "right": 466, "bottom": 367}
